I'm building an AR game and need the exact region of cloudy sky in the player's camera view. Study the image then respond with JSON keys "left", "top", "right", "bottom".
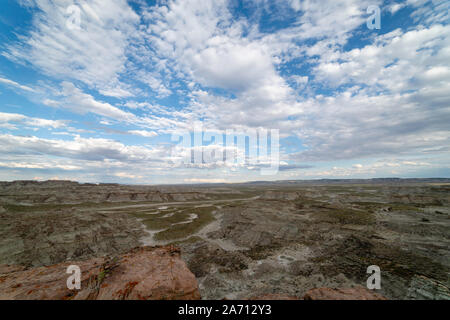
{"left": 0, "top": 0, "right": 449, "bottom": 184}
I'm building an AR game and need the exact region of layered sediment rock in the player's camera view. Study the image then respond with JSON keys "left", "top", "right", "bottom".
{"left": 0, "top": 246, "right": 201, "bottom": 300}
{"left": 0, "top": 209, "right": 146, "bottom": 267}
{"left": 0, "top": 180, "right": 209, "bottom": 205}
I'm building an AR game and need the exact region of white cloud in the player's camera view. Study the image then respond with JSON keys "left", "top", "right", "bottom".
{"left": 0, "top": 161, "right": 80, "bottom": 170}
{"left": 128, "top": 130, "right": 157, "bottom": 138}
{"left": 133, "top": 71, "right": 172, "bottom": 98}
{"left": 299, "top": 157, "right": 436, "bottom": 178}
{"left": 183, "top": 178, "right": 227, "bottom": 183}
{"left": 191, "top": 39, "right": 276, "bottom": 92}
{"left": 409, "top": 0, "right": 449, "bottom": 25}
{"left": 98, "top": 86, "right": 134, "bottom": 98}
{"left": 49, "top": 82, "right": 137, "bottom": 121}
{"left": 312, "top": 25, "right": 450, "bottom": 93}
{"left": 388, "top": 3, "right": 406, "bottom": 14}
{"left": 0, "top": 111, "right": 69, "bottom": 129}
{"left": 115, "top": 172, "right": 143, "bottom": 179}
{"left": 0, "top": 76, "right": 35, "bottom": 92}
{"left": 292, "top": 0, "right": 381, "bottom": 41}
{"left": 0, "top": 0, "right": 449, "bottom": 182}
{"left": 0, "top": 134, "right": 166, "bottom": 163}
{"left": 4, "top": 0, "right": 139, "bottom": 97}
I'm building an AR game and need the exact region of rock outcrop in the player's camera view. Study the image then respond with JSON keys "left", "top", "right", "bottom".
{"left": 406, "top": 275, "right": 450, "bottom": 300}
{"left": 0, "top": 246, "right": 201, "bottom": 300}
{"left": 0, "top": 209, "right": 146, "bottom": 267}
{"left": 303, "top": 287, "right": 386, "bottom": 300}
{"left": 0, "top": 180, "right": 210, "bottom": 205}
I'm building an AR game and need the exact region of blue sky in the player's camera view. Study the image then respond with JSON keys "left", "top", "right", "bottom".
{"left": 0, "top": 0, "right": 449, "bottom": 184}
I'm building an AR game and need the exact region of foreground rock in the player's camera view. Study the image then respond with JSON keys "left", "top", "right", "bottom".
{"left": 0, "top": 246, "right": 200, "bottom": 300}
{"left": 249, "top": 294, "right": 300, "bottom": 300}
{"left": 303, "top": 287, "right": 386, "bottom": 300}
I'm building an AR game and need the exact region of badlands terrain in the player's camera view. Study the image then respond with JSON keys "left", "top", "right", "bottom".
{"left": 0, "top": 179, "right": 449, "bottom": 299}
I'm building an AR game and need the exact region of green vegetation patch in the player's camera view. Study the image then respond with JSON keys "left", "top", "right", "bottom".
{"left": 154, "top": 206, "right": 216, "bottom": 241}
{"left": 2, "top": 201, "right": 167, "bottom": 214}
{"left": 132, "top": 209, "right": 192, "bottom": 231}
{"left": 351, "top": 201, "right": 425, "bottom": 213}
{"left": 2, "top": 203, "right": 73, "bottom": 213}
{"left": 314, "top": 207, "right": 375, "bottom": 225}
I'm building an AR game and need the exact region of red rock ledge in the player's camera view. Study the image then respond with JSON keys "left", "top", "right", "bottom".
{"left": 0, "top": 246, "right": 200, "bottom": 300}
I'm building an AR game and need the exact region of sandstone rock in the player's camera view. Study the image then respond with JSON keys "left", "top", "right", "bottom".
{"left": 248, "top": 294, "right": 300, "bottom": 300}
{"left": 0, "top": 265, "right": 25, "bottom": 275}
{"left": 303, "top": 287, "right": 386, "bottom": 300}
{"left": 0, "top": 246, "right": 201, "bottom": 300}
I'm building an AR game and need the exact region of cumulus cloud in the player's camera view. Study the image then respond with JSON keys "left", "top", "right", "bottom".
{"left": 285, "top": 23, "right": 450, "bottom": 162}
{"left": 4, "top": 0, "right": 139, "bottom": 97}
{"left": 0, "top": 134, "right": 165, "bottom": 163}
{"left": 312, "top": 25, "right": 450, "bottom": 92}
{"left": 1, "top": 0, "right": 449, "bottom": 182}
{"left": 137, "top": 0, "right": 298, "bottom": 123}
{"left": 289, "top": 0, "right": 381, "bottom": 42}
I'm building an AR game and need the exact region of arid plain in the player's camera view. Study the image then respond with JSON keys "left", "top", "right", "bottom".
{"left": 0, "top": 179, "right": 449, "bottom": 299}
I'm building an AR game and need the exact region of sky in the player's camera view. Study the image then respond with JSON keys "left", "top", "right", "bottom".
{"left": 0, "top": 0, "right": 449, "bottom": 184}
